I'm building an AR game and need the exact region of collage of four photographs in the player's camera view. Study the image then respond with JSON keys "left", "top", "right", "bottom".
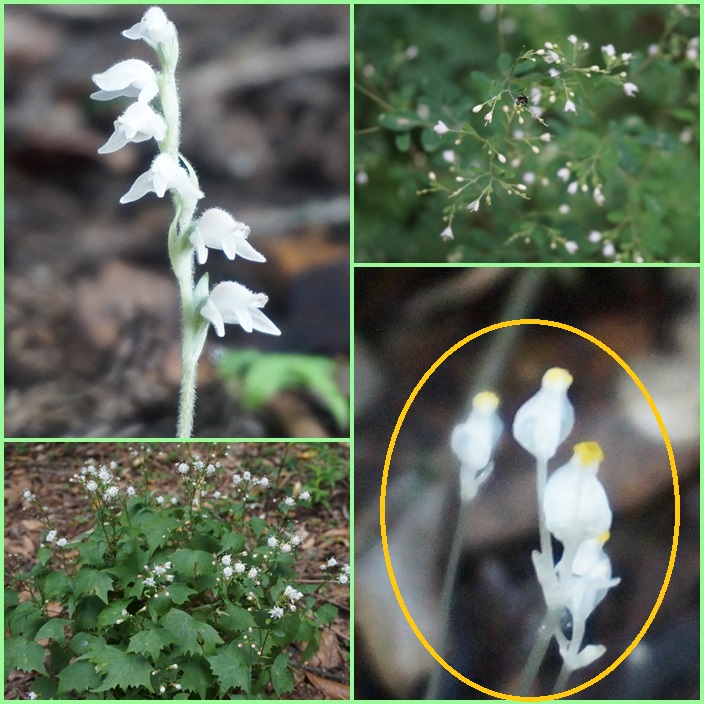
{"left": 4, "top": 3, "right": 700, "bottom": 701}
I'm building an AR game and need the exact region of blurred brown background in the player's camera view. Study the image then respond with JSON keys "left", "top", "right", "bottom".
{"left": 354, "top": 267, "right": 699, "bottom": 699}
{"left": 4, "top": 4, "right": 350, "bottom": 438}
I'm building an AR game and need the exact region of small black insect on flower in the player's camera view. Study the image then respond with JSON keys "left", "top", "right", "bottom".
{"left": 515, "top": 94, "right": 528, "bottom": 108}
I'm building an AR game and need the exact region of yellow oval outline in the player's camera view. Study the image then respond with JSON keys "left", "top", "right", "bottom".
{"left": 379, "top": 318, "right": 681, "bottom": 700}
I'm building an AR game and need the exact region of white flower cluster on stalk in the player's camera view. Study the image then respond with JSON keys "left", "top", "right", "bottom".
{"left": 448, "top": 367, "right": 619, "bottom": 692}
{"left": 91, "top": 7, "right": 280, "bottom": 437}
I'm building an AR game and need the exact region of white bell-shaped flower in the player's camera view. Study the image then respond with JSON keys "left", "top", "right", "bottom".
{"left": 451, "top": 391, "right": 502, "bottom": 501}
{"left": 91, "top": 59, "right": 159, "bottom": 104}
{"left": 512, "top": 367, "right": 575, "bottom": 461}
{"left": 189, "top": 208, "right": 266, "bottom": 265}
{"left": 98, "top": 102, "right": 167, "bottom": 154}
{"left": 122, "top": 7, "right": 177, "bottom": 49}
{"left": 120, "top": 153, "right": 203, "bottom": 204}
{"left": 543, "top": 442, "right": 612, "bottom": 546}
{"left": 200, "top": 281, "right": 281, "bottom": 337}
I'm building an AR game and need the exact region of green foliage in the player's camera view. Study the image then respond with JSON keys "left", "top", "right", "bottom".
{"left": 355, "top": 4, "right": 699, "bottom": 262}
{"left": 5, "top": 449, "right": 348, "bottom": 699}
{"left": 216, "top": 349, "right": 349, "bottom": 432}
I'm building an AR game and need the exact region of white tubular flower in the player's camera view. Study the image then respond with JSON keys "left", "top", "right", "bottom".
{"left": 98, "top": 102, "right": 167, "bottom": 154}
{"left": 91, "top": 59, "right": 159, "bottom": 104}
{"left": 564, "top": 99, "right": 577, "bottom": 113}
{"left": 513, "top": 367, "right": 575, "bottom": 461}
{"left": 120, "top": 153, "right": 203, "bottom": 204}
{"left": 451, "top": 391, "right": 503, "bottom": 501}
{"left": 433, "top": 120, "right": 449, "bottom": 135}
{"left": 122, "top": 7, "right": 177, "bottom": 49}
{"left": 200, "top": 281, "right": 281, "bottom": 337}
{"left": 544, "top": 442, "right": 612, "bottom": 546}
{"left": 189, "top": 208, "right": 265, "bottom": 265}
{"left": 439, "top": 226, "right": 454, "bottom": 242}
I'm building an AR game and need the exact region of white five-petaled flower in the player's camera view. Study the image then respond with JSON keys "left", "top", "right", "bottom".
{"left": 122, "top": 7, "right": 177, "bottom": 49}
{"left": 602, "top": 241, "right": 616, "bottom": 258}
{"left": 190, "top": 208, "right": 265, "bottom": 265}
{"left": 567, "top": 34, "right": 578, "bottom": 45}
{"left": 57, "top": 537, "right": 68, "bottom": 547}
{"left": 564, "top": 99, "right": 577, "bottom": 113}
{"left": 200, "top": 281, "right": 281, "bottom": 337}
{"left": 221, "top": 554, "right": 232, "bottom": 566}
{"left": 450, "top": 391, "right": 503, "bottom": 502}
{"left": 467, "top": 199, "right": 480, "bottom": 212}
{"left": 588, "top": 230, "right": 602, "bottom": 243}
{"left": 267, "top": 536, "right": 278, "bottom": 548}
{"left": 513, "top": 367, "right": 575, "bottom": 462}
{"left": 222, "top": 566, "right": 233, "bottom": 579}
{"left": 98, "top": 102, "right": 167, "bottom": 154}
{"left": 120, "top": 153, "right": 203, "bottom": 204}
{"left": 46, "top": 530, "right": 57, "bottom": 543}
{"left": 269, "top": 606, "right": 284, "bottom": 619}
{"left": 567, "top": 181, "right": 579, "bottom": 195}
{"left": 601, "top": 44, "right": 616, "bottom": 58}
{"left": 623, "top": 82, "right": 638, "bottom": 97}
{"left": 299, "top": 490, "right": 311, "bottom": 501}
{"left": 433, "top": 120, "right": 449, "bottom": 136}
{"left": 234, "top": 561, "right": 246, "bottom": 574}
{"left": 565, "top": 241, "right": 579, "bottom": 254}
{"left": 556, "top": 167, "right": 571, "bottom": 182}
{"left": 86, "top": 480, "right": 98, "bottom": 492}
{"left": 91, "top": 59, "right": 159, "bottom": 104}
{"left": 544, "top": 50, "right": 560, "bottom": 64}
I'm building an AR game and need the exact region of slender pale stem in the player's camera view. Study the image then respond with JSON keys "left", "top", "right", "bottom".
{"left": 517, "top": 610, "right": 558, "bottom": 695}
{"left": 535, "top": 457, "right": 553, "bottom": 563}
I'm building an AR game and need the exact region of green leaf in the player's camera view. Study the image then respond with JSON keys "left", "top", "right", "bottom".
{"left": 35, "top": 547, "right": 53, "bottom": 566}
{"left": 34, "top": 618, "right": 72, "bottom": 644}
{"left": 180, "top": 656, "right": 211, "bottom": 698}
{"left": 270, "top": 652, "right": 294, "bottom": 695}
{"left": 74, "top": 567, "right": 113, "bottom": 605}
{"left": 316, "top": 602, "right": 338, "bottom": 626}
{"left": 43, "top": 570, "right": 72, "bottom": 601}
{"left": 68, "top": 631, "right": 99, "bottom": 656}
{"left": 169, "top": 549, "right": 215, "bottom": 578}
{"left": 4, "top": 587, "right": 19, "bottom": 608}
{"left": 97, "top": 600, "right": 133, "bottom": 629}
{"left": 164, "top": 581, "right": 198, "bottom": 605}
{"left": 220, "top": 532, "right": 245, "bottom": 554}
{"left": 161, "top": 609, "right": 224, "bottom": 656}
{"left": 497, "top": 52, "right": 512, "bottom": 74}
{"left": 394, "top": 132, "right": 411, "bottom": 152}
{"left": 87, "top": 642, "right": 153, "bottom": 693}
{"left": 134, "top": 513, "right": 180, "bottom": 555}
{"left": 5, "top": 635, "right": 48, "bottom": 677}
{"left": 206, "top": 643, "right": 251, "bottom": 694}
{"left": 58, "top": 660, "right": 102, "bottom": 695}
{"left": 377, "top": 109, "right": 424, "bottom": 132}
{"left": 78, "top": 538, "right": 109, "bottom": 566}
{"left": 128, "top": 628, "right": 174, "bottom": 661}
{"left": 219, "top": 604, "right": 256, "bottom": 634}
{"left": 7, "top": 601, "right": 44, "bottom": 638}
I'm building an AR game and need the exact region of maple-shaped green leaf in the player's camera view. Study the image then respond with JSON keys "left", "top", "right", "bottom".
{"left": 42, "top": 570, "right": 72, "bottom": 601}
{"left": 206, "top": 642, "right": 251, "bottom": 694}
{"left": 161, "top": 609, "right": 223, "bottom": 656}
{"left": 169, "top": 549, "right": 215, "bottom": 578}
{"left": 87, "top": 642, "right": 153, "bottom": 693}
{"left": 97, "top": 600, "right": 133, "bottom": 629}
{"left": 74, "top": 567, "right": 113, "bottom": 605}
{"left": 127, "top": 628, "right": 174, "bottom": 661}
{"left": 34, "top": 618, "right": 72, "bottom": 645}
{"left": 218, "top": 604, "right": 256, "bottom": 634}
{"left": 57, "top": 660, "right": 102, "bottom": 695}
{"left": 5, "top": 635, "right": 48, "bottom": 678}
{"left": 180, "top": 657, "right": 211, "bottom": 698}
{"left": 164, "top": 581, "right": 198, "bottom": 605}
{"left": 270, "top": 652, "right": 294, "bottom": 695}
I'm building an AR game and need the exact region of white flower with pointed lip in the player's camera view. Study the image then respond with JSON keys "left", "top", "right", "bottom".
{"left": 513, "top": 367, "right": 575, "bottom": 461}
{"left": 120, "top": 153, "right": 203, "bottom": 204}
{"left": 91, "top": 59, "right": 159, "bottom": 104}
{"left": 123, "top": 7, "right": 177, "bottom": 48}
{"left": 189, "top": 208, "right": 265, "bottom": 265}
{"left": 200, "top": 281, "right": 281, "bottom": 337}
{"left": 98, "top": 102, "right": 167, "bottom": 154}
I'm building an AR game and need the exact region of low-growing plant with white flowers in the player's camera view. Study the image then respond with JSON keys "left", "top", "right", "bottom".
{"left": 6, "top": 448, "right": 348, "bottom": 700}
{"left": 355, "top": 4, "right": 699, "bottom": 263}
{"left": 91, "top": 7, "right": 280, "bottom": 438}
{"left": 430, "top": 368, "right": 619, "bottom": 696}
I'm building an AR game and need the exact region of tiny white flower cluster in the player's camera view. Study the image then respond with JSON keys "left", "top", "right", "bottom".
{"left": 43, "top": 530, "right": 69, "bottom": 549}
{"left": 218, "top": 552, "right": 259, "bottom": 583}
{"left": 141, "top": 561, "right": 175, "bottom": 598}
{"left": 320, "top": 556, "right": 351, "bottom": 585}
{"left": 71, "top": 462, "right": 122, "bottom": 504}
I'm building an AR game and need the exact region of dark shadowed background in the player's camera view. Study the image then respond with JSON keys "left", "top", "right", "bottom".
{"left": 5, "top": 4, "right": 350, "bottom": 438}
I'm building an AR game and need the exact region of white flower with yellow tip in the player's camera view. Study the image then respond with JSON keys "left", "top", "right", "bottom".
{"left": 451, "top": 391, "right": 503, "bottom": 501}
{"left": 544, "top": 442, "right": 612, "bottom": 545}
{"left": 512, "top": 367, "right": 575, "bottom": 461}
